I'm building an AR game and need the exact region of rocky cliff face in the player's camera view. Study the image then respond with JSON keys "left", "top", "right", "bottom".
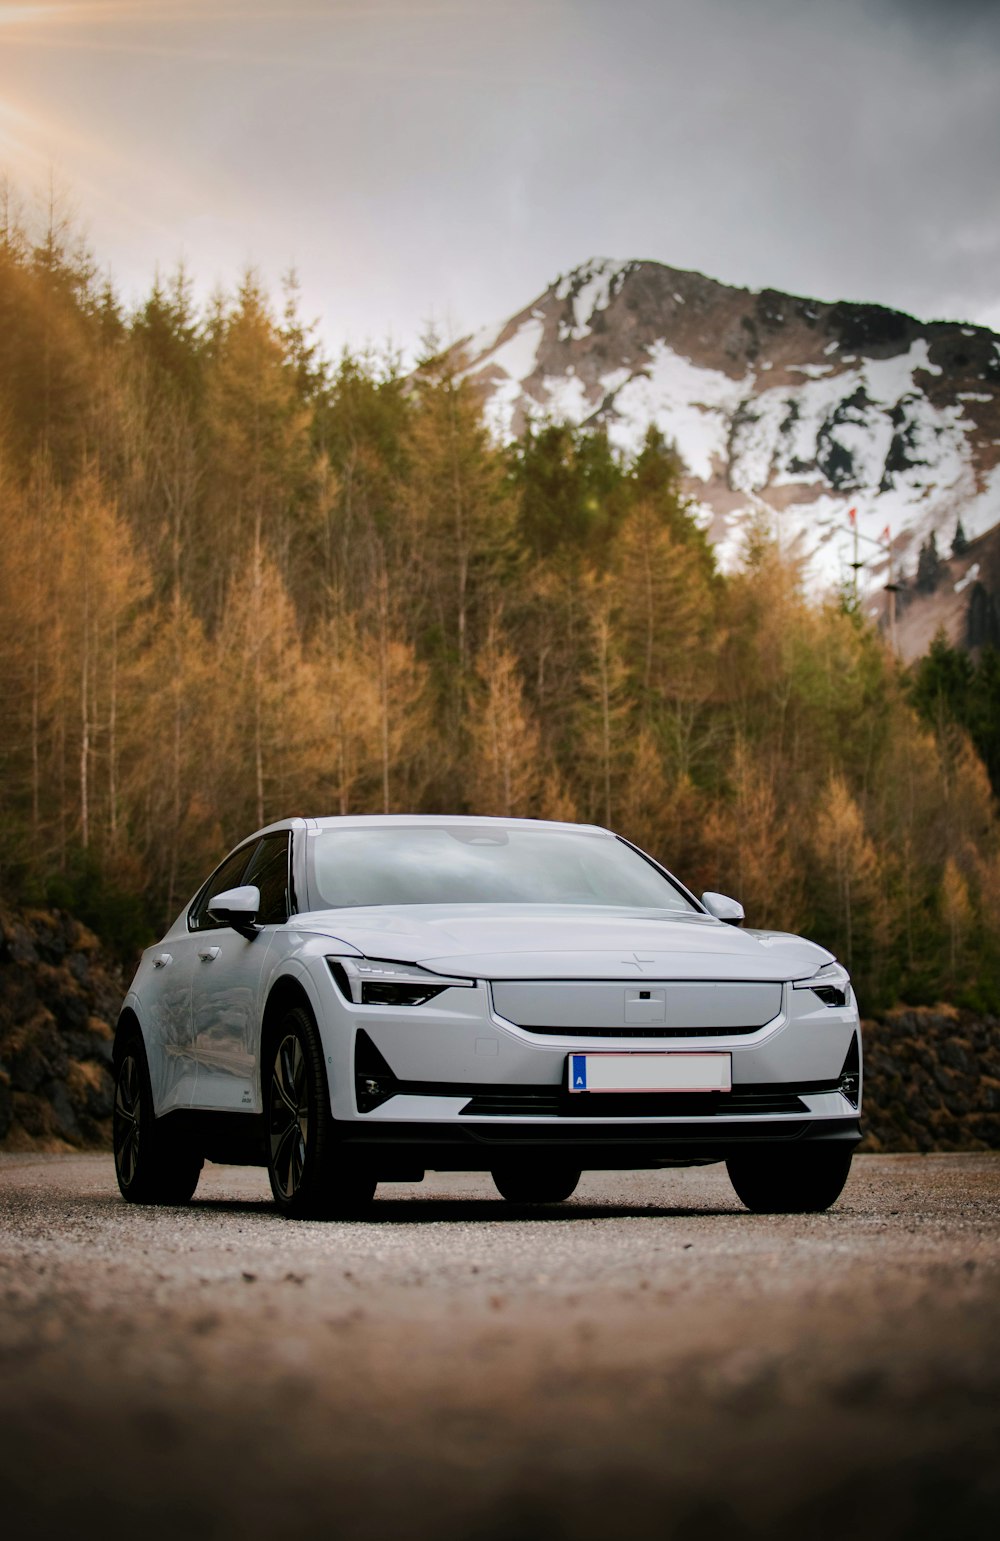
{"left": 457, "top": 258, "right": 1000, "bottom": 601}
{"left": 860, "top": 1006, "right": 1000, "bottom": 1153}
{"left": 0, "top": 907, "right": 124, "bottom": 1150}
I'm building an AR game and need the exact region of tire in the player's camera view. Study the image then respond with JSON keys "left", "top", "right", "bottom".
{"left": 264, "top": 1005, "right": 376, "bottom": 1219}
{"left": 491, "top": 1162, "right": 581, "bottom": 1204}
{"left": 113, "top": 1032, "right": 203, "bottom": 1205}
{"left": 726, "top": 1148, "right": 853, "bottom": 1214}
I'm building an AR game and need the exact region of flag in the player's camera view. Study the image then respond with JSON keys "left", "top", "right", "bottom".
{"left": 882, "top": 526, "right": 891, "bottom": 544}
{"left": 848, "top": 507, "right": 857, "bottom": 525}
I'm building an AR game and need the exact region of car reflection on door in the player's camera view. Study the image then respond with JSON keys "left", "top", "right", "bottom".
{"left": 189, "top": 928, "right": 277, "bottom": 1112}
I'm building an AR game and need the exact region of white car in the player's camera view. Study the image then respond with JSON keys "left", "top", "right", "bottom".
{"left": 114, "top": 815, "right": 861, "bottom": 1217}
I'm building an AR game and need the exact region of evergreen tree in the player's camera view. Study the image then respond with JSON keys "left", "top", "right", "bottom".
{"left": 915, "top": 531, "right": 942, "bottom": 592}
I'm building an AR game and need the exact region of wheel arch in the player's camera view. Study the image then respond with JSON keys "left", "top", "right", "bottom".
{"left": 258, "top": 961, "right": 339, "bottom": 1117}
{"left": 261, "top": 973, "right": 317, "bottom": 1050}
{"left": 113, "top": 1005, "right": 144, "bottom": 1068}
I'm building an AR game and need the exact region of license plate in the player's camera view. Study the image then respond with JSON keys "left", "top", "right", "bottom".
{"left": 568, "top": 1052, "right": 732, "bottom": 1094}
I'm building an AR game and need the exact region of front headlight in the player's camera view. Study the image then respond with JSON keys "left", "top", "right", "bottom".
{"left": 327, "top": 956, "right": 476, "bottom": 1007}
{"left": 792, "top": 961, "right": 851, "bottom": 1008}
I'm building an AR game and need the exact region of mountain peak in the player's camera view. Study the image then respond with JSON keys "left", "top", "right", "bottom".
{"left": 455, "top": 259, "right": 1000, "bottom": 606}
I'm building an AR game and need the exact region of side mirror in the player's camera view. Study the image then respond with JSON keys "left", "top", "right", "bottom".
{"left": 701, "top": 891, "right": 745, "bottom": 926}
{"left": 208, "top": 884, "right": 261, "bottom": 937}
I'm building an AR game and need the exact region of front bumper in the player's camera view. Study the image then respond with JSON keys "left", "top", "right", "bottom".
{"left": 316, "top": 974, "right": 863, "bottom": 1166}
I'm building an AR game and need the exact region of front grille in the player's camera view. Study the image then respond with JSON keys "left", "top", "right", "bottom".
{"left": 491, "top": 980, "right": 783, "bottom": 1035}
{"left": 515, "top": 1023, "right": 763, "bottom": 1039}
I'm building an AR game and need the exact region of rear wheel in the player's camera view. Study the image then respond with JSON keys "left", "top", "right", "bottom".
{"left": 113, "top": 1033, "right": 203, "bottom": 1205}
{"left": 265, "top": 1005, "right": 376, "bottom": 1219}
{"left": 726, "top": 1148, "right": 853, "bottom": 1214}
{"left": 491, "top": 1162, "right": 581, "bottom": 1204}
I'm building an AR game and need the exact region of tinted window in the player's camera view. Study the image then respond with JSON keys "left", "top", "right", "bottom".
{"left": 242, "top": 834, "right": 291, "bottom": 925}
{"left": 188, "top": 845, "right": 255, "bottom": 932}
{"left": 307, "top": 826, "right": 695, "bottom": 911}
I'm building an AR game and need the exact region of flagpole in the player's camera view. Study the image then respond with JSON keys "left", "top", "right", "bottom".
{"left": 848, "top": 507, "right": 861, "bottom": 606}
{"left": 883, "top": 525, "right": 898, "bottom": 657}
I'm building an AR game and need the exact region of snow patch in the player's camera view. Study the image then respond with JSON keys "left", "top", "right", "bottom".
{"left": 864, "top": 338, "right": 942, "bottom": 394}
{"left": 555, "top": 259, "right": 634, "bottom": 341}
{"left": 483, "top": 316, "right": 544, "bottom": 385}
{"left": 958, "top": 391, "right": 993, "bottom": 403}
{"left": 461, "top": 319, "right": 502, "bottom": 362}
{"left": 470, "top": 316, "right": 546, "bottom": 440}
{"left": 605, "top": 342, "right": 752, "bottom": 476}
{"left": 955, "top": 562, "right": 980, "bottom": 594}
{"left": 953, "top": 463, "right": 1000, "bottom": 541}
{"left": 788, "top": 363, "right": 833, "bottom": 378}
{"left": 539, "top": 372, "right": 592, "bottom": 423}
{"left": 481, "top": 377, "right": 526, "bottom": 441}
{"left": 599, "top": 366, "right": 633, "bottom": 398}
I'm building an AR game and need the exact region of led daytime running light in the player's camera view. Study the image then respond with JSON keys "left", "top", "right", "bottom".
{"left": 327, "top": 956, "right": 475, "bottom": 1005}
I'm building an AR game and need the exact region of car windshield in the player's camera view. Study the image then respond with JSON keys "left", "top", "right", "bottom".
{"left": 306, "top": 825, "right": 697, "bottom": 911}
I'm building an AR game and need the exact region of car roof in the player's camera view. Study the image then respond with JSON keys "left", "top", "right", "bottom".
{"left": 248, "top": 813, "right": 613, "bottom": 839}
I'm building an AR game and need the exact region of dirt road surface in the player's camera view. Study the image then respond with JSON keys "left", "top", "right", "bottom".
{"left": 1, "top": 1153, "right": 998, "bottom": 1541}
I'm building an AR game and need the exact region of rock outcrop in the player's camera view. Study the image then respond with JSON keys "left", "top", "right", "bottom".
{"left": 860, "top": 1005, "right": 1000, "bottom": 1152}
{"left": 0, "top": 906, "right": 125, "bottom": 1150}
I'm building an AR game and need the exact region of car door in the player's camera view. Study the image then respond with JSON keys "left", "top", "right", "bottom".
{"left": 189, "top": 832, "right": 291, "bottom": 1113}
{"left": 145, "top": 842, "right": 255, "bottom": 1116}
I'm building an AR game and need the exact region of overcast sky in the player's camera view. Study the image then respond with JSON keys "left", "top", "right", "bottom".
{"left": 1, "top": 0, "right": 998, "bottom": 361}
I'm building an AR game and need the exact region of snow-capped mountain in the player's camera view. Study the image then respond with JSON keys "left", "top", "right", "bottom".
{"left": 456, "top": 259, "right": 1000, "bottom": 602}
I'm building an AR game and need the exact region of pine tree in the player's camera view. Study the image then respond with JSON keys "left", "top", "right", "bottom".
{"left": 916, "top": 531, "right": 942, "bottom": 593}
{"left": 466, "top": 626, "right": 542, "bottom": 817}
{"left": 401, "top": 353, "right": 518, "bottom": 685}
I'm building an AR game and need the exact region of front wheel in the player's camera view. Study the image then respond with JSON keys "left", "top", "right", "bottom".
{"left": 265, "top": 1006, "right": 376, "bottom": 1219}
{"left": 491, "top": 1162, "right": 581, "bottom": 1204}
{"left": 726, "top": 1148, "right": 853, "bottom": 1214}
{"left": 113, "top": 1034, "right": 203, "bottom": 1205}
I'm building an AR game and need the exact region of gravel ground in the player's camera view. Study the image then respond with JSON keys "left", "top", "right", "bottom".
{"left": 1, "top": 1153, "right": 998, "bottom": 1541}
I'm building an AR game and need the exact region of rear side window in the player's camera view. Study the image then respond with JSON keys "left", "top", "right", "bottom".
{"left": 242, "top": 834, "right": 291, "bottom": 925}
{"left": 188, "top": 845, "right": 254, "bottom": 932}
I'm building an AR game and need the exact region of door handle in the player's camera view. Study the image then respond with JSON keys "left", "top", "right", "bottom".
{"left": 152, "top": 953, "right": 172, "bottom": 969}
{"left": 198, "top": 946, "right": 221, "bottom": 962}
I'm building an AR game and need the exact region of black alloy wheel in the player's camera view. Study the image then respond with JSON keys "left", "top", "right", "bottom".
{"left": 491, "top": 1162, "right": 582, "bottom": 1204}
{"left": 269, "top": 1031, "right": 310, "bottom": 1203}
{"left": 726, "top": 1148, "right": 853, "bottom": 1214}
{"left": 264, "top": 1005, "right": 376, "bottom": 1220}
{"left": 113, "top": 1032, "right": 202, "bottom": 1205}
{"left": 114, "top": 1050, "right": 143, "bottom": 1190}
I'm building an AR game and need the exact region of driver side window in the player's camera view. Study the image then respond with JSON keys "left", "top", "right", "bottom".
{"left": 188, "top": 845, "right": 254, "bottom": 932}
{"left": 241, "top": 834, "right": 291, "bottom": 925}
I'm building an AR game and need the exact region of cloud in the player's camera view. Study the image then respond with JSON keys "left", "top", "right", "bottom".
{"left": 0, "top": 0, "right": 996, "bottom": 354}
{"left": 871, "top": 0, "right": 1000, "bottom": 42}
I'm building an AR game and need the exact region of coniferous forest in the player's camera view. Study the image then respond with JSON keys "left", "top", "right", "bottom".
{"left": 1, "top": 189, "right": 999, "bottom": 1011}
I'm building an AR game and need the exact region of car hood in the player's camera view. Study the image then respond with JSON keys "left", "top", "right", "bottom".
{"left": 293, "top": 905, "right": 834, "bottom": 982}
